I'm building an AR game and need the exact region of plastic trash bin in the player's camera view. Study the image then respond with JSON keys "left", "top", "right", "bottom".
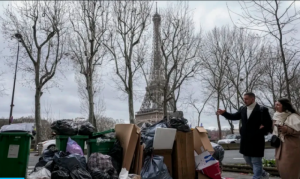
{"left": 90, "top": 128, "right": 115, "bottom": 139}
{"left": 56, "top": 135, "right": 88, "bottom": 152}
{"left": 87, "top": 138, "right": 116, "bottom": 157}
{"left": 87, "top": 129, "right": 116, "bottom": 156}
{"left": 0, "top": 132, "right": 32, "bottom": 177}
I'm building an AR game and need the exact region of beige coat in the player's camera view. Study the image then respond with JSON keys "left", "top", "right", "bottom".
{"left": 275, "top": 125, "right": 300, "bottom": 179}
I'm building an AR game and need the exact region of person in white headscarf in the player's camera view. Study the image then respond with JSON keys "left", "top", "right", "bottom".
{"left": 273, "top": 98, "right": 300, "bottom": 179}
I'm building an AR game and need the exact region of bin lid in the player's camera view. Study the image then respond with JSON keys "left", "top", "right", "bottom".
{"left": 56, "top": 135, "right": 89, "bottom": 139}
{"left": 91, "top": 129, "right": 115, "bottom": 138}
{"left": 0, "top": 132, "right": 33, "bottom": 138}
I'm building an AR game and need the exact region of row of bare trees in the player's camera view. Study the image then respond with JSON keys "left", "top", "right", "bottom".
{"left": 188, "top": 0, "right": 300, "bottom": 139}
{"left": 0, "top": 0, "right": 299, "bottom": 142}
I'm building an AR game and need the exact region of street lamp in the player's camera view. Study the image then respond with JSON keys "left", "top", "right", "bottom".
{"left": 9, "top": 33, "right": 22, "bottom": 125}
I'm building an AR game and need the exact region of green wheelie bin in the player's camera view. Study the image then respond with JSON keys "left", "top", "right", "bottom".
{"left": 0, "top": 132, "right": 32, "bottom": 178}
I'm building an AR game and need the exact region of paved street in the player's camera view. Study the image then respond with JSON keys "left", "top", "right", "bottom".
{"left": 223, "top": 149, "right": 275, "bottom": 164}
{"left": 222, "top": 172, "right": 280, "bottom": 179}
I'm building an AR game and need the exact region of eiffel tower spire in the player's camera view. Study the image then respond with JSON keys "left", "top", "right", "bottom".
{"left": 135, "top": 5, "right": 173, "bottom": 125}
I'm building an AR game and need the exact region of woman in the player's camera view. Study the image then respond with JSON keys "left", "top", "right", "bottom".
{"left": 273, "top": 98, "right": 300, "bottom": 179}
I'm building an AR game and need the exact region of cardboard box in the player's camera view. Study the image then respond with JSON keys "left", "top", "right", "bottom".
{"left": 132, "top": 143, "right": 144, "bottom": 175}
{"left": 153, "top": 149, "right": 173, "bottom": 176}
{"left": 115, "top": 124, "right": 141, "bottom": 172}
{"left": 172, "top": 131, "right": 195, "bottom": 179}
{"left": 153, "top": 128, "right": 176, "bottom": 177}
{"left": 193, "top": 127, "right": 214, "bottom": 155}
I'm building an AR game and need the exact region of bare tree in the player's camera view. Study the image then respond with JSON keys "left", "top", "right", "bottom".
{"left": 68, "top": 0, "right": 110, "bottom": 128}
{"left": 0, "top": 1, "right": 68, "bottom": 143}
{"left": 159, "top": 2, "right": 203, "bottom": 115}
{"left": 228, "top": 0, "right": 300, "bottom": 101}
{"left": 201, "top": 26, "right": 232, "bottom": 140}
{"left": 41, "top": 100, "right": 54, "bottom": 140}
{"left": 75, "top": 70, "right": 105, "bottom": 130}
{"left": 225, "top": 27, "right": 266, "bottom": 104}
{"left": 95, "top": 115, "right": 124, "bottom": 132}
{"left": 104, "top": 1, "right": 153, "bottom": 124}
{"left": 186, "top": 89, "right": 214, "bottom": 127}
{"left": 258, "top": 45, "right": 300, "bottom": 111}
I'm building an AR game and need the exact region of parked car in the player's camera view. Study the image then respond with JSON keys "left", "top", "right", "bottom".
{"left": 265, "top": 134, "right": 272, "bottom": 142}
{"left": 217, "top": 134, "right": 241, "bottom": 144}
{"left": 37, "top": 139, "right": 56, "bottom": 153}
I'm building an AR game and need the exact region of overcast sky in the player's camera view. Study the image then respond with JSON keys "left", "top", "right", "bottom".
{"left": 0, "top": 1, "right": 299, "bottom": 130}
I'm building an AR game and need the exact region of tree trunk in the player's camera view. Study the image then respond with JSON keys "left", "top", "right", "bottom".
{"left": 128, "top": 73, "right": 135, "bottom": 124}
{"left": 163, "top": 89, "right": 168, "bottom": 116}
{"left": 35, "top": 52, "right": 42, "bottom": 145}
{"left": 275, "top": 0, "right": 291, "bottom": 101}
{"left": 217, "top": 93, "right": 222, "bottom": 139}
{"left": 35, "top": 86, "right": 42, "bottom": 144}
{"left": 87, "top": 75, "right": 95, "bottom": 127}
{"left": 197, "top": 114, "right": 201, "bottom": 127}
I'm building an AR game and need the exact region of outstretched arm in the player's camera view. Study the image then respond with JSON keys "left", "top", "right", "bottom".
{"left": 221, "top": 108, "right": 242, "bottom": 121}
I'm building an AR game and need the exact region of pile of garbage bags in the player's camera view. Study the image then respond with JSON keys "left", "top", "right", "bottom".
{"left": 29, "top": 137, "right": 125, "bottom": 179}
{"left": 51, "top": 120, "right": 95, "bottom": 136}
{"left": 141, "top": 111, "right": 191, "bottom": 153}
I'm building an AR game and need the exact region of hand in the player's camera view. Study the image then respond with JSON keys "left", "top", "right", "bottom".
{"left": 216, "top": 109, "right": 226, "bottom": 115}
{"left": 277, "top": 125, "right": 288, "bottom": 133}
{"left": 259, "top": 125, "right": 264, "bottom": 129}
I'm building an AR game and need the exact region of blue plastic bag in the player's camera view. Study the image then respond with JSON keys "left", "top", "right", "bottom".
{"left": 66, "top": 137, "right": 83, "bottom": 155}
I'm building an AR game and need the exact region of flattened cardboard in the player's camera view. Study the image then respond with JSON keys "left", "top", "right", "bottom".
{"left": 193, "top": 127, "right": 214, "bottom": 155}
{"left": 115, "top": 124, "right": 141, "bottom": 171}
{"left": 153, "top": 149, "right": 173, "bottom": 176}
{"left": 172, "top": 131, "right": 195, "bottom": 179}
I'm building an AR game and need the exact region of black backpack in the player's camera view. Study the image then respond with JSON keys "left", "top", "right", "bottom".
{"left": 259, "top": 106, "right": 273, "bottom": 135}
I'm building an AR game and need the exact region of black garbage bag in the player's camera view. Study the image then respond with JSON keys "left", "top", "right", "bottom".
{"left": 211, "top": 142, "right": 224, "bottom": 162}
{"left": 30, "top": 160, "right": 47, "bottom": 174}
{"left": 51, "top": 167, "right": 70, "bottom": 179}
{"left": 45, "top": 161, "right": 54, "bottom": 172}
{"left": 140, "top": 122, "right": 152, "bottom": 131}
{"left": 78, "top": 121, "right": 95, "bottom": 135}
{"left": 79, "top": 122, "right": 95, "bottom": 135}
{"left": 90, "top": 169, "right": 114, "bottom": 179}
{"left": 141, "top": 120, "right": 168, "bottom": 153}
{"left": 51, "top": 119, "right": 78, "bottom": 135}
{"left": 168, "top": 117, "right": 190, "bottom": 132}
{"left": 43, "top": 148, "right": 59, "bottom": 162}
{"left": 211, "top": 142, "right": 225, "bottom": 172}
{"left": 141, "top": 155, "right": 172, "bottom": 179}
{"left": 70, "top": 166, "right": 92, "bottom": 179}
{"left": 53, "top": 152, "right": 87, "bottom": 171}
{"left": 107, "top": 140, "right": 123, "bottom": 174}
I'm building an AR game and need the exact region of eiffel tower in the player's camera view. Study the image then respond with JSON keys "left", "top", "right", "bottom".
{"left": 135, "top": 5, "right": 174, "bottom": 126}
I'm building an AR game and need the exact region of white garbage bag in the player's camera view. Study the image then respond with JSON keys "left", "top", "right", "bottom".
{"left": 27, "top": 168, "right": 51, "bottom": 179}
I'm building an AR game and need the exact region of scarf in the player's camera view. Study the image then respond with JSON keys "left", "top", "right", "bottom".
{"left": 273, "top": 111, "right": 300, "bottom": 142}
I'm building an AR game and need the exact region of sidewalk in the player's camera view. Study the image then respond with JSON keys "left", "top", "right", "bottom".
{"left": 222, "top": 172, "right": 280, "bottom": 179}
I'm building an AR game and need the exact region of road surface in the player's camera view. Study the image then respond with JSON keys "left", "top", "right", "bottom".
{"left": 223, "top": 149, "right": 275, "bottom": 164}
